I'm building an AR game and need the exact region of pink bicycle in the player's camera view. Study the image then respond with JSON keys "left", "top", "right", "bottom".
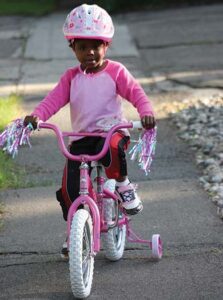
{"left": 38, "top": 121, "right": 162, "bottom": 299}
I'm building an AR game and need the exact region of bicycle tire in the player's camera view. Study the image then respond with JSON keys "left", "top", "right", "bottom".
{"left": 102, "top": 179, "right": 126, "bottom": 261}
{"left": 69, "top": 209, "right": 94, "bottom": 299}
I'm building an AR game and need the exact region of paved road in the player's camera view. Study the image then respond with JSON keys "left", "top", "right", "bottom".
{"left": 0, "top": 4, "right": 223, "bottom": 300}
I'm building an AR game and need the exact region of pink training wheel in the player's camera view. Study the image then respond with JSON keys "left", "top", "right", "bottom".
{"left": 151, "top": 234, "right": 162, "bottom": 260}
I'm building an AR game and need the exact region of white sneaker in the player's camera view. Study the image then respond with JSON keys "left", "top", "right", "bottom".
{"left": 116, "top": 183, "right": 143, "bottom": 215}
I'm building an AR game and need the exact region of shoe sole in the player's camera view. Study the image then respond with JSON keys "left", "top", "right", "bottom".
{"left": 124, "top": 203, "right": 143, "bottom": 215}
{"left": 61, "top": 253, "right": 69, "bottom": 259}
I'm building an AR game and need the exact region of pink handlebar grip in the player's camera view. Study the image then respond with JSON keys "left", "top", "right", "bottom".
{"left": 38, "top": 121, "right": 134, "bottom": 162}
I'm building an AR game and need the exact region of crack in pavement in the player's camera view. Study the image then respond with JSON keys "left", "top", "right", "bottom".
{"left": 138, "top": 40, "right": 223, "bottom": 50}
{"left": 168, "top": 78, "right": 223, "bottom": 90}
{"left": 0, "top": 251, "right": 58, "bottom": 256}
{"left": 1, "top": 242, "right": 223, "bottom": 257}
{"left": 1, "top": 242, "right": 223, "bottom": 268}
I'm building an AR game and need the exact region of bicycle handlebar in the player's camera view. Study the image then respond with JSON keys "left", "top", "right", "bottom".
{"left": 38, "top": 121, "right": 142, "bottom": 162}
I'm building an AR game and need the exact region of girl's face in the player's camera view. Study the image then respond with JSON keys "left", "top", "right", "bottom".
{"left": 71, "top": 39, "right": 108, "bottom": 73}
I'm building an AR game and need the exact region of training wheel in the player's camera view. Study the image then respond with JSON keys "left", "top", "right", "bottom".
{"left": 151, "top": 234, "right": 162, "bottom": 260}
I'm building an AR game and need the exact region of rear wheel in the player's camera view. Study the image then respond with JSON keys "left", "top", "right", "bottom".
{"left": 69, "top": 209, "right": 94, "bottom": 299}
{"left": 102, "top": 180, "right": 126, "bottom": 261}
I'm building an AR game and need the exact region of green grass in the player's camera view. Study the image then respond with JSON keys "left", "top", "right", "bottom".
{"left": 0, "top": 0, "right": 57, "bottom": 16}
{"left": 0, "top": 94, "right": 25, "bottom": 190}
{"left": 0, "top": 94, "right": 26, "bottom": 229}
{"left": 0, "top": 152, "right": 25, "bottom": 189}
{"left": 0, "top": 94, "right": 22, "bottom": 131}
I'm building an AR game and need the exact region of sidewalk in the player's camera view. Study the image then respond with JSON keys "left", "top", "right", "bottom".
{"left": 0, "top": 13, "right": 139, "bottom": 97}
{"left": 1, "top": 5, "right": 223, "bottom": 299}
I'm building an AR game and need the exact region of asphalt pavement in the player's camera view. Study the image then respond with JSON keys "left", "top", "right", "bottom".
{"left": 0, "top": 4, "right": 223, "bottom": 300}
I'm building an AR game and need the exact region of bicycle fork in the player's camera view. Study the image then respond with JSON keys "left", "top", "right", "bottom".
{"left": 67, "top": 162, "right": 101, "bottom": 254}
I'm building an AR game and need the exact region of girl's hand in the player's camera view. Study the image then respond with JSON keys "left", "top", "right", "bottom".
{"left": 23, "top": 115, "right": 39, "bottom": 130}
{"left": 141, "top": 115, "right": 156, "bottom": 130}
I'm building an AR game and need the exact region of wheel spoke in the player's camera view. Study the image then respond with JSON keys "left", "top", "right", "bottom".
{"left": 102, "top": 180, "right": 126, "bottom": 261}
{"left": 82, "top": 256, "right": 89, "bottom": 274}
{"left": 84, "top": 227, "right": 90, "bottom": 251}
{"left": 82, "top": 225, "right": 92, "bottom": 285}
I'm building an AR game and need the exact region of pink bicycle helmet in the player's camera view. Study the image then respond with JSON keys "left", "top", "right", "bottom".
{"left": 63, "top": 4, "right": 114, "bottom": 42}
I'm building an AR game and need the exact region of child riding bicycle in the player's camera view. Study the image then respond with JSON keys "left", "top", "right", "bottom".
{"left": 24, "top": 4, "right": 156, "bottom": 256}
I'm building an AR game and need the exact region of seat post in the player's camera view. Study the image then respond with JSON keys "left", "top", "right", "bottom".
{"left": 79, "top": 162, "right": 89, "bottom": 195}
{"left": 92, "top": 161, "right": 104, "bottom": 195}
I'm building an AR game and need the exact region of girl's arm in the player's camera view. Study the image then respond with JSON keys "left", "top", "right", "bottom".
{"left": 114, "top": 63, "right": 156, "bottom": 129}
{"left": 116, "top": 64, "right": 154, "bottom": 118}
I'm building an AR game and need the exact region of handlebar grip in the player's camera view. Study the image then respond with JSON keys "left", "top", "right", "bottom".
{"left": 131, "top": 121, "right": 143, "bottom": 129}
{"left": 37, "top": 120, "right": 43, "bottom": 130}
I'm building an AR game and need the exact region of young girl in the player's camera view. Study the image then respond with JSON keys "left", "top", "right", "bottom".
{"left": 24, "top": 4, "right": 156, "bottom": 255}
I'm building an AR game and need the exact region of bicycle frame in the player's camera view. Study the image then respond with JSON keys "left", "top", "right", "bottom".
{"left": 38, "top": 122, "right": 136, "bottom": 254}
{"left": 38, "top": 121, "right": 159, "bottom": 257}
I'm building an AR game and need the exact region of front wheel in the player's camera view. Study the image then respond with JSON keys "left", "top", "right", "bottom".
{"left": 102, "top": 179, "right": 126, "bottom": 261}
{"left": 69, "top": 209, "right": 94, "bottom": 299}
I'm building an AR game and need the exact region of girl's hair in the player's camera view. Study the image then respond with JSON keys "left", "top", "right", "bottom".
{"left": 63, "top": 4, "right": 114, "bottom": 42}
{"left": 68, "top": 38, "right": 109, "bottom": 48}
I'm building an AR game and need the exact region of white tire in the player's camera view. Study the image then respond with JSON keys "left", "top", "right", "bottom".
{"left": 102, "top": 179, "right": 126, "bottom": 261}
{"left": 152, "top": 234, "right": 162, "bottom": 260}
{"left": 69, "top": 209, "right": 94, "bottom": 299}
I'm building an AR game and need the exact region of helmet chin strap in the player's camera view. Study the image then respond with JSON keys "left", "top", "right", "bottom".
{"left": 83, "top": 67, "right": 88, "bottom": 75}
{"left": 83, "top": 59, "right": 105, "bottom": 74}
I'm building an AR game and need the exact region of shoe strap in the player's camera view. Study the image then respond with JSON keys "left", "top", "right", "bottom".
{"left": 116, "top": 183, "right": 135, "bottom": 193}
{"left": 116, "top": 184, "right": 136, "bottom": 203}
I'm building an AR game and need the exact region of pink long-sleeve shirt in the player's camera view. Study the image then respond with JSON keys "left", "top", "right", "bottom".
{"left": 32, "top": 59, "right": 154, "bottom": 137}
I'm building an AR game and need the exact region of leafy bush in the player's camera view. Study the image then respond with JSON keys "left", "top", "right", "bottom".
{"left": 67, "top": 0, "right": 222, "bottom": 13}
{"left": 0, "top": 0, "right": 57, "bottom": 16}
